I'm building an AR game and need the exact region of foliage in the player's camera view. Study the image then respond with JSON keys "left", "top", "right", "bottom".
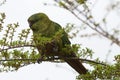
{"left": 77, "top": 56, "right": 120, "bottom": 80}
{"left": 0, "top": 13, "right": 39, "bottom": 71}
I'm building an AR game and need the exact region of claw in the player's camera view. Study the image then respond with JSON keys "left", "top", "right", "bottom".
{"left": 37, "top": 58, "right": 42, "bottom": 63}
{"left": 37, "top": 55, "right": 44, "bottom": 63}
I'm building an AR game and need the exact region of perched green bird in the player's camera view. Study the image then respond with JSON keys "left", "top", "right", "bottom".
{"left": 28, "top": 13, "right": 87, "bottom": 74}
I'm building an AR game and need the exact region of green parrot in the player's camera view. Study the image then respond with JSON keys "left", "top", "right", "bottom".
{"left": 28, "top": 13, "right": 87, "bottom": 74}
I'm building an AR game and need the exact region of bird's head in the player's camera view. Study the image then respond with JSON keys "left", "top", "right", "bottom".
{"left": 28, "top": 13, "right": 49, "bottom": 28}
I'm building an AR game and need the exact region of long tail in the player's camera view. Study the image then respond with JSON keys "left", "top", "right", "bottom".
{"left": 64, "top": 54, "right": 87, "bottom": 74}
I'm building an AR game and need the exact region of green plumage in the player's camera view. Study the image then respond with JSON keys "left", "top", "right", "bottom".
{"left": 28, "top": 13, "right": 87, "bottom": 74}
{"left": 28, "top": 13, "right": 70, "bottom": 49}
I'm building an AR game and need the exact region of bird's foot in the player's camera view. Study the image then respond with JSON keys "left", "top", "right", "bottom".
{"left": 37, "top": 56, "right": 44, "bottom": 63}
{"left": 37, "top": 58, "right": 42, "bottom": 63}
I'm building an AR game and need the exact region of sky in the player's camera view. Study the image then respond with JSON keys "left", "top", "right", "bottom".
{"left": 0, "top": 0, "right": 120, "bottom": 80}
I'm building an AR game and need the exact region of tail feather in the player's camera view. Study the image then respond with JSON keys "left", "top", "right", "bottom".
{"left": 65, "top": 59, "right": 87, "bottom": 74}
{"left": 64, "top": 52, "right": 87, "bottom": 74}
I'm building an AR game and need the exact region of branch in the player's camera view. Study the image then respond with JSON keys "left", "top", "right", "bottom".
{"left": 54, "top": 0, "right": 120, "bottom": 46}
{"left": 0, "top": 44, "right": 35, "bottom": 52}
{"left": 0, "top": 57, "right": 107, "bottom": 66}
{"left": 70, "top": 9, "right": 120, "bottom": 46}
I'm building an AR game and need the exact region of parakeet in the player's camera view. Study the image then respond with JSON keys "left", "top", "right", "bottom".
{"left": 28, "top": 13, "right": 87, "bottom": 74}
